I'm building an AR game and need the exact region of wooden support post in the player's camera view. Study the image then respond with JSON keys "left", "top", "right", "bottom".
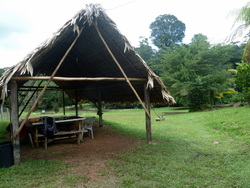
{"left": 144, "top": 83, "right": 152, "bottom": 144}
{"left": 10, "top": 81, "right": 20, "bottom": 165}
{"left": 75, "top": 90, "right": 78, "bottom": 117}
{"left": 97, "top": 91, "right": 103, "bottom": 127}
{"left": 62, "top": 92, "right": 66, "bottom": 115}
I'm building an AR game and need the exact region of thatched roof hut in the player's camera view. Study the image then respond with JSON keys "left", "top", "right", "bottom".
{"left": 0, "top": 4, "right": 174, "bottom": 105}
{"left": 0, "top": 4, "right": 175, "bottom": 165}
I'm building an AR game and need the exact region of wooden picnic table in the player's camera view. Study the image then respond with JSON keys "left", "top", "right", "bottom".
{"left": 31, "top": 116, "right": 86, "bottom": 149}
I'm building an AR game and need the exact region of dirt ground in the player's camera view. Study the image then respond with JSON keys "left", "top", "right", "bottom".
{"left": 21, "top": 123, "right": 139, "bottom": 187}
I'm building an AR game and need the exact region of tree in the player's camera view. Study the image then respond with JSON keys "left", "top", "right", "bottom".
{"left": 230, "top": 2, "right": 250, "bottom": 43}
{"left": 232, "top": 2, "right": 250, "bottom": 62}
{"left": 160, "top": 34, "right": 234, "bottom": 111}
{"left": 230, "top": 2, "right": 250, "bottom": 103}
{"left": 235, "top": 62, "right": 250, "bottom": 104}
{"left": 150, "top": 14, "right": 185, "bottom": 49}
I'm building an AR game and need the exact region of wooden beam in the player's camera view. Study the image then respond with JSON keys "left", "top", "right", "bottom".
{"left": 12, "top": 76, "right": 146, "bottom": 82}
{"left": 14, "top": 27, "right": 84, "bottom": 138}
{"left": 10, "top": 81, "right": 20, "bottom": 165}
{"left": 19, "top": 86, "right": 59, "bottom": 89}
{"left": 18, "top": 89, "right": 60, "bottom": 92}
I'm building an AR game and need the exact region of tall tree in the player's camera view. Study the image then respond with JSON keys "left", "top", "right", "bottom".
{"left": 150, "top": 14, "right": 185, "bottom": 49}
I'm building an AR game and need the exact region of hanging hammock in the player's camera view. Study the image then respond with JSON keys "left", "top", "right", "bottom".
{"left": 152, "top": 107, "right": 165, "bottom": 121}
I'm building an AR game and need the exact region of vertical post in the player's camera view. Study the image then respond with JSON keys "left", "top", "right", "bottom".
{"left": 97, "top": 91, "right": 103, "bottom": 127}
{"left": 75, "top": 90, "right": 78, "bottom": 117}
{"left": 144, "top": 83, "right": 152, "bottom": 144}
{"left": 62, "top": 91, "right": 66, "bottom": 115}
{"left": 10, "top": 81, "right": 20, "bottom": 165}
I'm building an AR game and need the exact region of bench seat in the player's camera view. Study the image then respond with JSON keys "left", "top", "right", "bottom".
{"left": 36, "top": 129, "right": 87, "bottom": 149}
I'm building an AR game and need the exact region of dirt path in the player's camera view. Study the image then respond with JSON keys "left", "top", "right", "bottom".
{"left": 21, "top": 123, "right": 139, "bottom": 187}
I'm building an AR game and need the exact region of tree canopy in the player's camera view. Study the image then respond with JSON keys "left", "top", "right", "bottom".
{"left": 150, "top": 14, "right": 185, "bottom": 49}
{"left": 136, "top": 33, "right": 244, "bottom": 111}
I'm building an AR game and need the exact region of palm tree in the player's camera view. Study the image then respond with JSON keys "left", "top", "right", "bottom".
{"left": 230, "top": 2, "right": 250, "bottom": 62}
{"left": 230, "top": 2, "right": 250, "bottom": 104}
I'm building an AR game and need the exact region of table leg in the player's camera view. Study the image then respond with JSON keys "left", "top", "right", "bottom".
{"left": 77, "top": 133, "right": 80, "bottom": 145}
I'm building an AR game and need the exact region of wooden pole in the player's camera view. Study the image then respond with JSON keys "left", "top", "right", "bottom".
{"left": 12, "top": 76, "right": 146, "bottom": 82}
{"left": 97, "top": 90, "right": 103, "bottom": 127}
{"left": 10, "top": 81, "right": 20, "bottom": 165}
{"left": 144, "top": 82, "right": 152, "bottom": 144}
{"left": 75, "top": 90, "right": 78, "bottom": 117}
{"left": 14, "top": 27, "right": 83, "bottom": 138}
{"left": 94, "top": 23, "right": 150, "bottom": 118}
{"left": 62, "top": 91, "right": 66, "bottom": 115}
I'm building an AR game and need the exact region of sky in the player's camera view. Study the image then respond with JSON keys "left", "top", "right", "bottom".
{"left": 0, "top": 0, "right": 248, "bottom": 68}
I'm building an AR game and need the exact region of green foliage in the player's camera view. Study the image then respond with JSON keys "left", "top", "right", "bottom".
{"left": 18, "top": 81, "right": 74, "bottom": 112}
{"left": 52, "top": 102, "right": 60, "bottom": 113}
{"left": 243, "top": 39, "right": 250, "bottom": 63}
{"left": 158, "top": 34, "right": 237, "bottom": 111}
{"left": 235, "top": 61, "right": 250, "bottom": 103}
{"left": 39, "top": 90, "right": 61, "bottom": 110}
{"left": 150, "top": 14, "right": 186, "bottom": 49}
{"left": 0, "top": 121, "right": 9, "bottom": 141}
{"left": 135, "top": 37, "right": 155, "bottom": 62}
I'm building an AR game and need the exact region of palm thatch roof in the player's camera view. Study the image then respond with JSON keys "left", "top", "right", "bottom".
{"left": 0, "top": 4, "right": 175, "bottom": 106}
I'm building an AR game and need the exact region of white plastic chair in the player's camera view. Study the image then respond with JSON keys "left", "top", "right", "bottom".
{"left": 82, "top": 117, "right": 95, "bottom": 139}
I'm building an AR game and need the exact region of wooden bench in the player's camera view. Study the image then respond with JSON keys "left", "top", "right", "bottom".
{"left": 36, "top": 129, "right": 87, "bottom": 149}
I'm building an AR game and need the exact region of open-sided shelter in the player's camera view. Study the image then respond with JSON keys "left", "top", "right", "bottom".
{"left": 0, "top": 4, "right": 175, "bottom": 165}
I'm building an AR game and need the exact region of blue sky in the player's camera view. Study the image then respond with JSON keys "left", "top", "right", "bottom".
{"left": 0, "top": 0, "right": 248, "bottom": 68}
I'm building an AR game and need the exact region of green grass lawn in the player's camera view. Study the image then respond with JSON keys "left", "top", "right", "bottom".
{"left": 102, "top": 107, "right": 250, "bottom": 187}
{"left": 0, "top": 106, "right": 249, "bottom": 187}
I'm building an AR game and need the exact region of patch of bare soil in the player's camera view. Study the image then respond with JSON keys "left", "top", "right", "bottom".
{"left": 21, "top": 123, "right": 139, "bottom": 187}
